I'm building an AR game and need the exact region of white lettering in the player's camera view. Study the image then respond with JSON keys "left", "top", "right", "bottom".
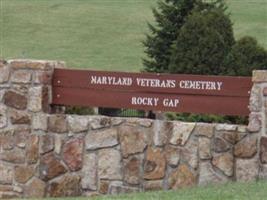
{"left": 179, "top": 80, "right": 223, "bottom": 91}
{"left": 90, "top": 76, "right": 133, "bottom": 86}
{"left": 136, "top": 78, "right": 176, "bottom": 88}
{"left": 217, "top": 82, "right": 223, "bottom": 90}
{"left": 163, "top": 98, "right": 180, "bottom": 107}
{"left": 179, "top": 80, "right": 185, "bottom": 89}
{"left": 131, "top": 97, "right": 159, "bottom": 106}
{"left": 91, "top": 76, "right": 97, "bottom": 84}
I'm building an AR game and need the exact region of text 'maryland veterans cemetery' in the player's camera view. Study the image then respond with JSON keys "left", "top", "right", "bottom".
{"left": 90, "top": 75, "right": 223, "bottom": 108}
{"left": 52, "top": 69, "right": 252, "bottom": 116}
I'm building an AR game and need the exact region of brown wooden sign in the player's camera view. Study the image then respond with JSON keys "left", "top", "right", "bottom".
{"left": 52, "top": 68, "right": 252, "bottom": 116}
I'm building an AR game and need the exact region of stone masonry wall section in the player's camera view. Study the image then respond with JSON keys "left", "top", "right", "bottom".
{"left": 0, "top": 59, "right": 266, "bottom": 198}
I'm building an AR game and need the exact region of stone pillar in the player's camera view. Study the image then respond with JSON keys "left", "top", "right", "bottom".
{"left": 250, "top": 70, "right": 267, "bottom": 179}
{"left": 0, "top": 59, "right": 64, "bottom": 198}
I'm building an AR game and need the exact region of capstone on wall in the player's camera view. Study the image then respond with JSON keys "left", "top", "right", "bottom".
{"left": 0, "top": 59, "right": 266, "bottom": 198}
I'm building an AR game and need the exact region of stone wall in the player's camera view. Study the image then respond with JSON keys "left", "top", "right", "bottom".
{"left": 0, "top": 59, "right": 266, "bottom": 198}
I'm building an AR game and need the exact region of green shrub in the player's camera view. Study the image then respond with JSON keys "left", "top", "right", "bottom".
{"left": 168, "top": 6, "right": 234, "bottom": 75}
{"left": 224, "top": 36, "right": 267, "bottom": 76}
{"left": 65, "top": 106, "right": 95, "bottom": 115}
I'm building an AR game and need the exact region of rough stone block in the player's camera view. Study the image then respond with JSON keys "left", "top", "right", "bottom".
{"left": 236, "top": 157, "right": 259, "bottom": 182}
{"left": 108, "top": 181, "right": 139, "bottom": 195}
{"left": 220, "top": 131, "right": 247, "bottom": 145}
{"left": 199, "top": 161, "right": 228, "bottom": 186}
{"left": 86, "top": 128, "right": 118, "bottom": 150}
{"left": 0, "top": 164, "right": 13, "bottom": 184}
{"left": 34, "top": 70, "right": 53, "bottom": 84}
{"left": 247, "top": 113, "right": 262, "bottom": 133}
{"left": 180, "top": 136, "right": 198, "bottom": 170}
{"left": 144, "top": 147, "right": 166, "bottom": 180}
{"left": 0, "top": 185, "right": 16, "bottom": 192}
{"left": 28, "top": 86, "right": 43, "bottom": 112}
{"left": 14, "top": 128, "right": 30, "bottom": 149}
{"left": 54, "top": 135, "right": 63, "bottom": 154}
{"left": 234, "top": 135, "right": 257, "bottom": 158}
{"left": 164, "top": 145, "right": 180, "bottom": 167}
{"left": 111, "top": 117, "right": 124, "bottom": 126}
{"left": 144, "top": 180, "right": 163, "bottom": 191}
{"left": 0, "top": 148, "right": 25, "bottom": 163}
{"left": 216, "top": 124, "right": 237, "bottom": 131}
{"left": 89, "top": 116, "right": 112, "bottom": 130}
{"left": 0, "top": 185, "right": 22, "bottom": 197}
{"left": 98, "top": 149, "right": 122, "bottom": 180}
{"left": 24, "top": 178, "right": 46, "bottom": 198}
{"left": 26, "top": 135, "right": 39, "bottom": 164}
{"left": 9, "top": 109, "right": 31, "bottom": 125}
{"left": 32, "top": 114, "right": 47, "bottom": 131}
{"left": 11, "top": 70, "right": 32, "bottom": 83}
{"left": 212, "top": 152, "right": 234, "bottom": 177}
{"left": 249, "top": 85, "right": 262, "bottom": 112}
{"left": 81, "top": 153, "right": 97, "bottom": 191}
{"left": 199, "top": 137, "right": 211, "bottom": 160}
{"left": 0, "top": 130, "right": 15, "bottom": 150}
{"left": 0, "top": 192, "right": 20, "bottom": 199}
{"left": 212, "top": 137, "right": 231, "bottom": 153}
{"left": 3, "top": 91, "right": 27, "bottom": 110}
{"left": 138, "top": 119, "right": 153, "bottom": 127}
{"left": 126, "top": 118, "right": 153, "bottom": 127}
{"left": 170, "top": 122, "right": 195, "bottom": 146}
{"left": 14, "top": 165, "right": 35, "bottom": 184}
{"left": 62, "top": 137, "right": 83, "bottom": 171}
{"left": 123, "top": 155, "right": 143, "bottom": 185}
{"left": 40, "top": 134, "right": 54, "bottom": 154}
{"left": 237, "top": 126, "right": 247, "bottom": 133}
{"left": 99, "top": 180, "right": 109, "bottom": 194}
{"left": 194, "top": 123, "right": 214, "bottom": 138}
{"left": 12, "top": 84, "right": 29, "bottom": 95}
{"left": 68, "top": 115, "right": 88, "bottom": 133}
{"left": 39, "top": 152, "right": 67, "bottom": 181}
{"left": 153, "top": 120, "right": 172, "bottom": 147}
{"left": 168, "top": 163, "right": 197, "bottom": 189}
{"left": 48, "top": 115, "right": 68, "bottom": 133}
{"left": 48, "top": 175, "right": 81, "bottom": 197}
{"left": 119, "top": 125, "right": 147, "bottom": 158}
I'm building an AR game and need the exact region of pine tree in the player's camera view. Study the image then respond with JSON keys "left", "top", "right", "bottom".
{"left": 143, "top": 0, "right": 227, "bottom": 73}
{"left": 143, "top": 0, "right": 198, "bottom": 73}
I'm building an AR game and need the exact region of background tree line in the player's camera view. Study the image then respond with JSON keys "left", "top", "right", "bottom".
{"left": 143, "top": 0, "right": 267, "bottom": 123}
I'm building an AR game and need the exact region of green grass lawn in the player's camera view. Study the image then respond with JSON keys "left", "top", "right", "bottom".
{"left": 226, "top": 0, "right": 267, "bottom": 49}
{"left": 27, "top": 181, "right": 267, "bottom": 200}
{"left": 0, "top": 0, "right": 266, "bottom": 71}
{"left": 92, "top": 181, "right": 267, "bottom": 200}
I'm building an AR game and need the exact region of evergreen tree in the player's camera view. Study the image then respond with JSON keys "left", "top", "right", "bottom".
{"left": 143, "top": 0, "right": 198, "bottom": 73}
{"left": 168, "top": 6, "right": 235, "bottom": 75}
{"left": 143, "top": 0, "right": 267, "bottom": 123}
{"left": 143, "top": 0, "right": 227, "bottom": 73}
